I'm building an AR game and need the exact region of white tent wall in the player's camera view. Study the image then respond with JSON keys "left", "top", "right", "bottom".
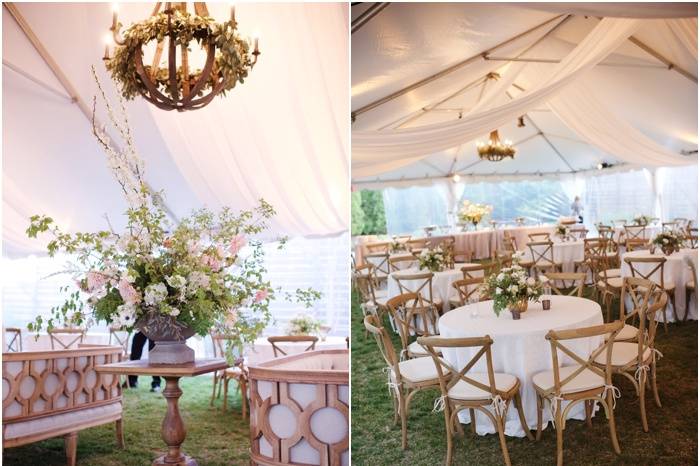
{"left": 2, "top": 3, "right": 350, "bottom": 339}
{"left": 351, "top": 4, "right": 697, "bottom": 184}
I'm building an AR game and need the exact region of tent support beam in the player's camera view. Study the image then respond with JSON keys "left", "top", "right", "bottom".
{"left": 351, "top": 14, "right": 564, "bottom": 119}
{"left": 4, "top": 2, "right": 180, "bottom": 223}
{"left": 3, "top": 59, "right": 73, "bottom": 102}
{"left": 352, "top": 3, "right": 389, "bottom": 34}
{"left": 484, "top": 56, "right": 666, "bottom": 69}
{"left": 627, "top": 35, "right": 697, "bottom": 83}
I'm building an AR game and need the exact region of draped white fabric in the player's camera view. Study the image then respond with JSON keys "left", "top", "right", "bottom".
{"left": 2, "top": 3, "right": 349, "bottom": 257}
{"left": 352, "top": 18, "right": 642, "bottom": 175}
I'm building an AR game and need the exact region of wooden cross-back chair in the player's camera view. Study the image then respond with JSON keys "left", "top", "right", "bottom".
{"left": 673, "top": 217, "right": 690, "bottom": 229}
{"left": 418, "top": 335, "right": 532, "bottom": 466}
{"left": 596, "top": 224, "right": 614, "bottom": 242}
{"left": 354, "top": 265, "right": 388, "bottom": 334}
{"left": 364, "top": 251, "right": 390, "bottom": 280}
{"left": 626, "top": 238, "right": 649, "bottom": 252}
{"left": 662, "top": 221, "right": 680, "bottom": 232}
{"left": 588, "top": 254, "right": 623, "bottom": 322}
{"left": 493, "top": 250, "right": 515, "bottom": 270}
{"left": 48, "top": 328, "right": 85, "bottom": 350}
{"left": 392, "top": 271, "right": 443, "bottom": 316}
{"left": 406, "top": 238, "right": 429, "bottom": 253}
{"left": 389, "top": 254, "right": 419, "bottom": 273}
{"left": 450, "top": 277, "right": 487, "bottom": 308}
{"left": 267, "top": 335, "right": 318, "bottom": 358}
{"left": 528, "top": 232, "right": 551, "bottom": 242}
{"left": 460, "top": 264, "right": 488, "bottom": 280}
{"left": 108, "top": 328, "right": 131, "bottom": 388}
{"left": 594, "top": 291, "right": 667, "bottom": 433}
{"left": 210, "top": 333, "right": 249, "bottom": 418}
{"left": 686, "top": 228, "right": 698, "bottom": 249}
{"left": 502, "top": 232, "right": 518, "bottom": 253}
{"left": 386, "top": 293, "right": 439, "bottom": 360}
{"left": 527, "top": 241, "right": 562, "bottom": 277}
{"left": 4, "top": 327, "right": 22, "bottom": 352}
{"left": 366, "top": 241, "right": 391, "bottom": 254}
{"left": 363, "top": 315, "right": 439, "bottom": 451}
{"left": 533, "top": 321, "right": 624, "bottom": 466}
{"left": 623, "top": 225, "right": 647, "bottom": 243}
{"left": 624, "top": 256, "right": 677, "bottom": 329}
{"left": 569, "top": 226, "right": 588, "bottom": 240}
{"left": 612, "top": 277, "right": 657, "bottom": 342}
{"left": 439, "top": 236, "right": 456, "bottom": 269}
{"left": 542, "top": 273, "right": 586, "bottom": 297}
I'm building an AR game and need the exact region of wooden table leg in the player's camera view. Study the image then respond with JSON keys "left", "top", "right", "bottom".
{"left": 153, "top": 376, "right": 197, "bottom": 466}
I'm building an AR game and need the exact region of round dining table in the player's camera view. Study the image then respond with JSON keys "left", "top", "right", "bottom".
{"left": 621, "top": 248, "right": 698, "bottom": 322}
{"left": 438, "top": 295, "right": 604, "bottom": 437}
{"left": 521, "top": 239, "right": 584, "bottom": 273}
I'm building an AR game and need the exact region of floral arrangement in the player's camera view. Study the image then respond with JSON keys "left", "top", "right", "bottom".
{"left": 633, "top": 215, "right": 653, "bottom": 226}
{"left": 389, "top": 239, "right": 406, "bottom": 253}
{"left": 286, "top": 313, "right": 323, "bottom": 336}
{"left": 652, "top": 231, "right": 684, "bottom": 253}
{"left": 25, "top": 73, "right": 319, "bottom": 354}
{"left": 554, "top": 223, "right": 570, "bottom": 240}
{"left": 459, "top": 200, "right": 493, "bottom": 226}
{"left": 417, "top": 247, "right": 446, "bottom": 272}
{"left": 484, "top": 254, "right": 544, "bottom": 316}
{"left": 106, "top": 10, "right": 253, "bottom": 102}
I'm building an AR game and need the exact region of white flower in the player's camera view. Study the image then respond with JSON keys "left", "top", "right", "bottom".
{"left": 187, "top": 271, "right": 211, "bottom": 292}
{"left": 526, "top": 277, "right": 536, "bottom": 286}
{"left": 509, "top": 285, "right": 519, "bottom": 293}
{"left": 166, "top": 275, "right": 186, "bottom": 289}
{"left": 125, "top": 269, "right": 138, "bottom": 283}
{"left": 144, "top": 282, "right": 168, "bottom": 306}
{"left": 114, "top": 304, "right": 137, "bottom": 328}
{"left": 497, "top": 273, "right": 505, "bottom": 281}
{"left": 496, "top": 287, "right": 502, "bottom": 295}
{"left": 539, "top": 276, "right": 550, "bottom": 283}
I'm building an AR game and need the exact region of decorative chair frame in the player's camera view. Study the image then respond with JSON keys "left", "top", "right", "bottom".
{"left": 210, "top": 333, "right": 249, "bottom": 418}
{"left": 542, "top": 272, "right": 586, "bottom": 297}
{"left": 48, "top": 328, "right": 86, "bottom": 350}
{"left": 624, "top": 256, "right": 677, "bottom": 328}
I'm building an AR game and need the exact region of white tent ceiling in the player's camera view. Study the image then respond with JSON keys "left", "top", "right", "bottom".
{"left": 351, "top": 3, "right": 697, "bottom": 186}
{"left": 3, "top": 2, "right": 349, "bottom": 257}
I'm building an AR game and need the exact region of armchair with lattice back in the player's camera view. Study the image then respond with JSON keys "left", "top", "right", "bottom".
{"left": 210, "top": 333, "right": 249, "bottom": 418}
{"left": 624, "top": 256, "right": 677, "bottom": 330}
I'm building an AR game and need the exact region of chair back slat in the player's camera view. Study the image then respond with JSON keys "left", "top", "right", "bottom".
{"left": 389, "top": 254, "right": 419, "bottom": 273}
{"left": 48, "top": 328, "right": 86, "bottom": 350}
{"left": 108, "top": 328, "right": 131, "bottom": 355}
{"left": 528, "top": 232, "right": 551, "bottom": 242}
{"left": 365, "top": 252, "right": 390, "bottom": 276}
{"left": 392, "top": 272, "right": 437, "bottom": 311}
{"left": 460, "top": 264, "right": 488, "bottom": 280}
{"left": 267, "top": 335, "right": 318, "bottom": 357}
{"left": 452, "top": 277, "right": 486, "bottom": 306}
{"left": 543, "top": 272, "right": 585, "bottom": 297}
{"left": 624, "top": 256, "right": 667, "bottom": 289}
{"left": 4, "top": 328, "right": 22, "bottom": 352}
{"left": 364, "top": 315, "right": 401, "bottom": 381}
{"left": 387, "top": 293, "right": 438, "bottom": 356}
{"left": 527, "top": 241, "right": 555, "bottom": 266}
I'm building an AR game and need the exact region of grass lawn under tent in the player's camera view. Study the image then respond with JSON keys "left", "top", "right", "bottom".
{"left": 2, "top": 377, "right": 248, "bottom": 466}
{"left": 350, "top": 291, "right": 698, "bottom": 465}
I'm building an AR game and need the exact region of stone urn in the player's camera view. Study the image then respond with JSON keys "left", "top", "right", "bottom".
{"left": 135, "top": 311, "right": 196, "bottom": 364}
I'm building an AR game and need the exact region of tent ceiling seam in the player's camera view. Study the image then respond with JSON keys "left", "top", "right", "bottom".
{"left": 2, "top": 59, "right": 72, "bottom": 102}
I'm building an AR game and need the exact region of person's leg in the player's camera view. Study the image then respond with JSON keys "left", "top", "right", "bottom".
{"left": 129, "top": 332, "right": 147, "bottom": 387}
{"left": 147, "top": 338, "right": 162, "bottom": 390}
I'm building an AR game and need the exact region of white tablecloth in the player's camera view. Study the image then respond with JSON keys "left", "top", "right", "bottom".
{"left": 621, "top": 248, "right": 698, "bottom": 322}
{"left": 387, "top": 268, "right": 464, "bottom": 314}
{"left": 521, "top": 240, "right": 585, "bottom": 273}
{"left": 438, "top": 296, "right": 604, "bottom": 437}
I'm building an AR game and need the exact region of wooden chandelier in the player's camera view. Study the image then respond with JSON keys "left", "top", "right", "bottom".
{"left": 106, "top": 2, "right": 260, "bottom": 112}
{"left": 476, "top": 130, "right": 516, "bottom": 162}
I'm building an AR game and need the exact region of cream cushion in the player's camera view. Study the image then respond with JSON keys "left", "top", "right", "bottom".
{"left": 447, "top": 373, "right": 518, "bottom": 401}
{"left": 606, "top": 324, "right": 639, "bottom": 341}
{"left": 3, "top": 402, "right": 122, "bottom": 440}
{"left": 599, "top": 268, "right": 621, "bottom": 278}
{"left": 392, "top": 356, "right": 441, "bottom": 383}
{"left": 598, "top": 277, "right": 623, "bottom": 288}
{"left": 532, "top": 366, "right": 604, "bottom": 394}
{"left": 408, "top": 340, "right": 430, "bottom": 356}
{"left": 594, "top": 342, "right": 652, "bottom": 367}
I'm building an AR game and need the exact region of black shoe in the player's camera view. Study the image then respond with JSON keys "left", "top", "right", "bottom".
{"left": 150, "top": 386, "right": 161, "bottom": 393}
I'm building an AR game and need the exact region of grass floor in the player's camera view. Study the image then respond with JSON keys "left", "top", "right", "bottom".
{"left": 351, "top": 290, "right": 698, "bottom": 465}
{"left": 3, "top": 376, "right": 249, "bottom": 465}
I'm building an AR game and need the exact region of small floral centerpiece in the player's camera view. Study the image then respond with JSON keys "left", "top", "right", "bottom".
{"left": 286, "top": 313, "right": 323, "bottom": 336}
{"left": 25, "top": 74, "right": 320, "bottom": 364}
{"left": 459, "top": 200, "right": 493, "bottom": 229}
{"left": 389, "top": 239, "right": 406, "bottom": 253}
{"left": 484, "top": 253, "right": 544, "bottom": 318}
{"left": 554, "top": 223, "right": 570, "bottom": 240}
{"left": 633, "top": 215, "right": 653, "bottom": 226}
{"left": 652, "top": 231, "right": 684, "bottom": 255}
{"left": 417, "top": 247, "right": 447, "bottom": 272}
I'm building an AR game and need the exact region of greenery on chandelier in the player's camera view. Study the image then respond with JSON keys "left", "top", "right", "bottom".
{"left": 106, "top": 10, "right": 253, "bottom": 101}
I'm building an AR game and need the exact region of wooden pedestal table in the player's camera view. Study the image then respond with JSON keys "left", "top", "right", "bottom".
{"left": 96, "top": 358, "right": 228, "bottom": 466}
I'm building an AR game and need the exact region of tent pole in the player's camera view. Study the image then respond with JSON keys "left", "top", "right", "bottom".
{"left": 352, "top": 3, "right": 389, "bottom": 34}
{"left": 4, "top": 2, "right": 180, "bottom": 223}
{"left": 485, "top": 56, "right": 667, "bottom": 69}
{"left": 627, "top": 35, "right": 697, "bottom": 83}
{"left": 352, "top": 14, "right": 564, "bottom": 119}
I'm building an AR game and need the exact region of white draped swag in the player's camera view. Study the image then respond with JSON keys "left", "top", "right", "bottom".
{"left": 351, "top": 4, "right": 697, "bottom": 183}
{"left": 3, "top": 2, "right": 349, "bottom": 257}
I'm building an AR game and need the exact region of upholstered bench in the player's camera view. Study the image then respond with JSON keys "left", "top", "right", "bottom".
{"left": 2, "top": 345, "right": 124, "bottom": 465}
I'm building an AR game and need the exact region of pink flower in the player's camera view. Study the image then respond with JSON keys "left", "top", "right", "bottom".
{"left": 200, "top": 254, "right": 222, "bottom": 271}
{"left": 254, "top": 289, "right": 269, "bottom": 303}
{"left": 229, "top": 234, "right": 247, "bottom": 256}
{"left": 118, "top": 279, "right": 141, "bottom": 305}
{"left": 86, "top": 271, "right": 108, "bottom": 292}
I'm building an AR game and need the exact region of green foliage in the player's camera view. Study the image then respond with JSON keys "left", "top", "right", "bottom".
{"left": 352, "top": 190, "right": 387, "bottom": 236}
{"left": 106, "top": 10, "right": 252, "bottom": 102}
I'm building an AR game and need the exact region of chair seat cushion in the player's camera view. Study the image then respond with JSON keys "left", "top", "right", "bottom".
{"left": 3, "top": 402, "right": 122, "bottom": 441}
{"left": 606, "top": 323, "right": 639, "bottom": 341}
{"left": 391, "top": 356, "right": 441, "bottom": 383}
{"left": 594, "top": 342, "right": 652, "bottom": 367}
{"left": 374, "top": 289, "right": 388, "bottom": 299}
{"left": 598, "top": 268, "right": 621, "bottom": 278}
{"left": 408, "top": 340, "right": 430, "bottom": 356}
{"left": 534, "top": 261, "right": 562, "bottom": 268}
{"left": 533, "top": 365, "right": 605, "bottom": 394}
{"left": 447, "top": 373, "right": 518, "bottom": 401}
{"left": 598, "top": 277, "right": 623, "bottom": 289}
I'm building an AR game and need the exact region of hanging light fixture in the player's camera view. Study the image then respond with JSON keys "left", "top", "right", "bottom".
{"left": 105, "top": 2, "right": 260, "bottom": 112}
{"left": 476, "top": 130, "right": 516, "bottom": 161}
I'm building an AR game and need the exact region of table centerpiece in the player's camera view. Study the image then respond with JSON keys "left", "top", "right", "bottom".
{"left": 458, "top": 200, "right": 493, "bottom": 230}
{"left": 554, "top": 223, "right": 571, "bottom": 241}
{"left": 484, "top": 253, "right": 545, "bottom": 319}
{"left": 651, "top": 231, "right": 684, "bottom": 256}
{"left": 633, "top": 214, "right": 653, "bottom": 226}
{"left": 417, "top": 247, "right": 447, "bottom": 272}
